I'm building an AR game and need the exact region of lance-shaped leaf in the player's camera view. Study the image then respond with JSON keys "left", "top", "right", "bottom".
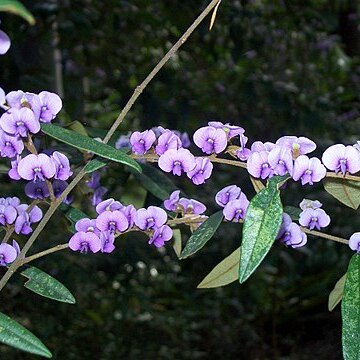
{"left": 41, "top": 124, "right": 141, "bottom": 173}
{"left": 179, "top": 211, "right": 223, "bottom": 259}
{"left": 324, "top": 178, "right": 360, "bottom": 210}
{"left": 172, "top": 229, "right": 182, "bottom": 258}
{"left": 198, "top": 247, "right": 240, "bottom": 288}
{"left": 131, "top": 162, "right": 179, "bottom": 201}
{"left": 84, "top": 159, "right": 107, "bottom": 174}
{"left": 328, "top": 273, "right": 347, "bottom": 311}
{"left": 0, "top": 312, "right": 52, "bottom": 358}
{"left": 342, "top": 255, "right": 360, "bottom": 360}
{"left": 239, "top": 176, "right": 284, "bottom": 283}
{"left": 21, "top": 267, "right": 76, "bottom": 304}
{"left": 0, "top": 0, "right": 35, "bottom": 25}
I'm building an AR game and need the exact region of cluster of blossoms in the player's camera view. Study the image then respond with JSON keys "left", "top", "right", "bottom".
{"left": 69, "top": 198, "right": 174, "bottom": 253}
{"left": 0, "top": 88, "right": 73, "bottom": 202}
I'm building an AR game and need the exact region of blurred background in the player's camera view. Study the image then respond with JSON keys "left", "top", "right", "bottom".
{"left": 1, "top": 0, "right": 360, "bottom": 358}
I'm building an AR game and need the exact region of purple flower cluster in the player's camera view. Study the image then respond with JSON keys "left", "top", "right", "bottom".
{"left": 69, "top": 198, "right": 174, "bottom": 253}
{"left": 298, "top": 199, "right": 330, "bottom": 231}
{"left": 0, "top": 197, "right": 42, "bottom": 235}
{"left": 215, "top": 185, "right": 249, "bottom": 222}
{"left": 86, "top": 171, "right": 108, "bottom": 206}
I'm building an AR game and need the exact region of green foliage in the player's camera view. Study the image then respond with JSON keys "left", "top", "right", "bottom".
{"left": 342, "top": 255, "right": 360, "bottom": 360}
{"left": 172, "top": 228, "right": 182, "bottom": 258}
{"left": 198, "top": 246, "right": 240, "bottom": 288}
{"left": 324, "top": 178, "right": 360, "bottom": 209}
{"left": 0, "top": 0, "right": 35, "bottom": 24}
{"left": 84, "top": 159, "right": 107, "bottom": 174}
{"left": 328, "top": 273, "right": 346, "bottom": 311}
{"left": 58, "top": 203, "right": 89, "bottom": 233}
{"left": 179, "top": 211, "right": 223, "bottom": 259}
{"left": 41, "top": 124, "right": 141, "bottom": 173}
{"left": 21, "top": 267, "right": 76, "bottom": 304}
{"left": 0, "top": 312, "right": 51, "bottom": 358}
{"left": 283, "top": 205, "right": 301, "bottom": 221}
{"left": 239, "top": 176, "right": 284, "bottom": 283}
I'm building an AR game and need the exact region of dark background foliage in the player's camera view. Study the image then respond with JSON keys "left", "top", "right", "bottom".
{"left": 1, "top": 0, "right": 359, "bottom": 358}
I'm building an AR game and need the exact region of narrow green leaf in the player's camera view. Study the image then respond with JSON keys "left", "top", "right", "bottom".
{"left": 0, "top": 312, "right": 52, "bottom": 358}
{"left": 59, "top": 203, "right": 89, "bottom": 233}
{"left": 239, "top": 176, "right": 284, "bottom": 283}
{"left": 41, "top": 124, "right": 141, "bottom": 173}
{"left": 131, "top": 162, "right": 179, "bottom": 201}
{"left": 0, "top": 0, "right": 35, "bottom": 25}
{"left": 342, "top": 254, "right": 360, "bottom": 360}
{"left": 172, "top": 229, "right": 182, "bottom": 258}
{"left": 179, "top": 211, "right": 223, "bottom": 259}
{"left": 84, "top": 159, "right": 107, "bottom": 174}
{"left": 21, "top": 267, "right": 76, "bottom": 304}
{"left": 324, "top": 178, "right": 360, "bottom": 209}
{"left": 198, "top": 247, "right": 240, "bottom": 288}
{"left": 328, "top": 273, "right": 346, "bottom": 311}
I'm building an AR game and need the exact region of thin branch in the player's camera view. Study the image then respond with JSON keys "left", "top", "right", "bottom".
{"left": 301, "top": 227, "right": 349, "bottom": 245}
{"left": 21, "top": 243, "right": 69, "bottom": 265}
{"left": 325, "top": 171, "right": 360, "bottom": 182}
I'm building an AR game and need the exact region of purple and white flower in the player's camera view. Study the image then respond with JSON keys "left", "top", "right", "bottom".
{"left": 223, "top": 193, "right": 249, "bottom": 222}
{"left": 135, "top": 206, "right": 167, "bottom": 230}
{"left": 130, "top": 129, "right": 156, "bottom": 155}
{"left": 193, "top": 126, "right": 228, "bottom": 154}
{"left": 96, "top": 210, "right": 129, "bottom": 233}
{"left": 186, "top": 157, "right": 213, "bottom": 185}
{"left": 292, "top": 155, "right": 326, "bottom": 185}
{"left": 18, "top": 154, "right": 56, "bottom": 182}
{"left": 164, "top": 190, "right": 181, "bottom": 212}
{"left": 0, "top": 244, "right": 17, "bottom": 266}
{"left": 148, "top": 225, "right": 173, "bottom": 247}
{"left": 158, "top": 148, "right": 196, "bottom": 176}
{"left": 51, "top": 151, "right": 73, "bottom": 181}
{"left": 299, "top": 208, "right": 330, "bottom": 230}
{"left": 349, "top": 233, "right": 360, "bottom": 253}
{"left": 155, "top": 130, "right": 182, "bottom": 156}
{"left": 69, "top": 231, "right": 102, "bottom": 254}
{"left": 276, "top": 136, "right": 316, "bottom": 159}
{"left": 215, "top": 185, "right": 241, "bottom": 207}
{"left": 247, "top": 151, "right": 274, "bottom": 179}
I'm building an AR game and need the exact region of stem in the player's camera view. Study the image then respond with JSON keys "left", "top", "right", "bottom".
{"left": 326, "top": 171, "right": 360, "bottom": 182}
{"left": 21, "top": 243, "right": 69, "bottom": 265}
{"left": 102, "top": 0, "right": 223, "bottom": 145}
{"left": 1, "top": 227, "right": 13, "bottom": 244}
{"left": 301, "top": 227, "right": 349, "bottom": 245}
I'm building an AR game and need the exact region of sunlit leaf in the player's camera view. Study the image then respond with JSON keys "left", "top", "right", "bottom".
{"left": 0, "top": 0, "right": 35, "bottom": 25}
{"left": 179, "top": 211, "right": 223, "bottom": 259}
{"left": 198, "top": 247, "right": 240, "bottom": 288}
{"left": 21, "top": 267, "right": 76, "bottom": 304}
{"left": 209, "top": 0, "right": 221, "bottom": 30}
{"left": 41, "top": 124, "right": 141, "bottom": 173}
{"left": 172, "top": 229, "right": 182, "bottom": 258}
{"left": 324, "top": 178, "right": 360, "bottom": 210}
{"left": 84, "top": 159, "right": 107, "bottom": 174}
{"left": 0, "top": 312, "right": 51, "bottom": 358}
{"left": 342, "top": 255, "right": 360, "bottom": 360}
{"left": 328, "top": 273, "right": 346, "bottom": 311}
{"left": 239, "top": 176, "right": 284, "bottom": 283}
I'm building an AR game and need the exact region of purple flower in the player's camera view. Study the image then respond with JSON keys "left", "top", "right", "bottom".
{"left": 130, "top": 130, "right": 156, "bottom": 155}
{"left": 247, "top": 151, "right": 274, "bottom": 179}
{"left": 8, "top": 155, "right": 21, "bottom": 180}
{"left": 0, "top": 130, "right": 24, "bottom": 158}
{"left": 100, "top": 231, "right": 115, "bottom": 253}
{"left": 0, "top": 87, "right": 5, "bottom": 109}
{"left": 276, "top": 136, "right": 316, "bottom": 159}
{"left": 193, "top": 126, "right": 228, "bottom": 154}
{"left": 186, "top": 157, "right": 213, "bottom": 185}
{"left": 92, "top": 187, "right": 108, "bottom": 207}
{"left": 207, "top": 121, "right": 244, "bottom": 139}
{"left": 52, "top": 180, "right": 70, "bottom": 200}
{"left": 0, "top": 108, "right": 40, "bottom": 137}
{"left": 292, "top": 155, "right": 326, "bottom": 185}
{"left": 135, "top": 206, "right": 167, "bottom": 230}
{"left": 164, "top": 190, "right": 181, "bottom": 211}
{"left": 69, "top": 231, "right": 102, "bottom": 254}
{"left": 223, "top": 193, "right": 249, "bottom": 222}
{"left": 299, "top": 199, "right": 322, "bottom": 210}
{"left": 179, "top": 132, "right": 191, "bottom": 148}
{"left": 0, "top": 204, "right": 17, "bottom": 225}
{"left": 87, "top": 171, "right": 101, "bottom": 189}
{"left": 349, "top": 233, "right": 360, "bottom": 253}
{"left": 268, "top": 146, "right": 293, "bottom": 176}
{"left": 51, "top": 151, "right": 72, "bottom": 180}
{"left": 96, "top": 198, "right": 123, "bottom": 214}
{"left": 14, "top": 205, "right": 43, "bottom": 235}
{"left": 322, "top": 144, "right": 360, "bottom": 176}
{"left": 96, "top": 210, "right": 129, "bottom": 233}
{"left": 37, "top": 91, "right": 62, "bottom": 123}
{"left": 158, "top": 148, "right": 196, "bottom": 176}
{"left": 278, "top": 221, "right": 307, "bottom": 248}
{"left": 148, "top": 225, "right": 173, "bottom": 247}
{"left": 178, "top": 198, "right": 207, "bottom": 215}
{"left": 25, "top": 181, "right": 50, "bottom": 200}
{"left": 5, "top": 197, "right": 20, "bottom": 207}
{"left": 120, "top": 204, "right": 137, "bottom": 228}
{"left": 236, "top": 134, "right": 252, "bottom": 161}
{"left": 12, "top": 240, "right": 20, "bottom": 256}
{"left": 299, "top": 208, "right": 330, "bottom": 230}
{"left": 115, "top": 133, "right": 131, "bottom": 149}
{"left": 215, "top": 185, "right": 241, "bottom": 207}
{"left": 5, "top": 90, "right": 26, "bottom": 108}
{"left": 155, "top": 130, "right": 182, "bottom": 155}
{"left": 277, "top": 213, "right": 292, "bottom": 240}
{"left": 251, "top": 141, "right": 275, "bottom": 152}
{"left": 75, "top": 218, "right": 99, "bottom": 234}
{"left": 0, "top": 28, "right": 11, "bottom": 55}
{"left": 18, "top": 154, "right": 56, "bottom": 182}
{"left": 0, "top": 244, "right": 17, "bottom": 266}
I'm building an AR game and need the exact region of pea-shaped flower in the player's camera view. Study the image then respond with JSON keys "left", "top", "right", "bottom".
{"left": 299, "top": 208, "right": 330, "bottom": 230}
{"left": 158, "top": 148, "right": 196, "bottom": 176}
{"left": 37, "top": 91, "right": 63, "bottom": 123}
{"left": 186, "top": 157, "right": 213, "bottom": 185}
{"left": 0, "top": 244, "right": 17, "bottom": 266}
{"left": 135, "top": 206, "right": 167, "bottom": 230}
{"left": 148, "top": 225, "right": 173, "bottom": 248}
{"left": 0, "top": 129, "right": 24, "bottom": 158}
{"left": 18, "top": 154, "right": 56, "bottom": 182}
{"left": 164, "top": 190, "right": 181, "bottom": 211}
{"left": 178, "top": 198, "right": 207, "bottom": 215}
{"left": 349, "top": 233, "right": 360, "bottom": 253}
{"left": 96, "top": 210, "right": 129, "bottom": 233}
{"left": 69, "top": 231, "right": 101, "bottom": 254}
{"left": 130, "top": 129, "right": 156, "bottom": 155}
{"left": 292, "top": 155, "right": 326, "bottom": 185}
{"left": 276, "top": 136, "right": 316, "bottom": 159}
{"left": 193, "top": 126, "right": 227, "bottom": 154}
{"left": 51, "top": 151, "right": 72, "bottom": 181}
{"left": 247, "top": 151, "right": 274, "bottom": 179}
{"left": 215, "top": 185, "right": 241, "bottom": 207}
{"left": 223, "top": 193, "right": 249, "bottom": 222}
{"left": 0, "top": 27, "right": 11, "bottom": 55}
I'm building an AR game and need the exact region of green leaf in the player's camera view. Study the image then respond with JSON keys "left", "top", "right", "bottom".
{"left": 131, "top": 162, "right": 179, "bottom": 201}
{"left": 250, "top": 176, "right": 265, "bottom": 193}
{"left": 283, "top": 205, "right": 301, "bottom": 221}
{"left": 84, "top": 159, "right": 107, "bottom": 174}
{"left": 172, "top": 229, "right": 182, "bottom": 258}
{"left": 239, "top": 176, "right": 284, "bottom": 283}
{"left": 0, "top": 0, "right": 35, "bottom": 25}
{"left": 198, "top": 247, "right": 240, "bottom": 288}
{"left": 342, "top": 255, "right": 360, "bottom": 360}
{"left": 179, "top": 211, "right": 223, "bottom": 259}
{"left": 324, "top": 178, "right": 360, "bottom": 209}
{"left": 41, "top": 124, "right": 141, "bottom": 173}
{"left": 67, "top": 121, "right": 88, "bottom": 136}
{"left": 21, "top": 266, "right": 76, "bottom": 304}
{"left": 328, "top": 273, "right": 346, "bottom": 311}
{"left": 59, "top": 203, "right": 89, "bottom": 233}
{"left": 0, "top": 312, "right": 52, "bottom": 358}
